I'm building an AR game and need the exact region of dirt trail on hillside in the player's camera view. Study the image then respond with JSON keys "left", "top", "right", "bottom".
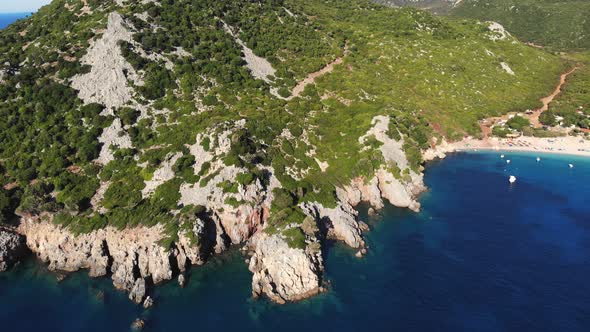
{"left": 287, "top": 44, "right": 349, "bottom": 100}
{"left": 478, "top": 65, "right": 581, "bottom": 139}
{"left": 528, "top": 65, "right": 581, "bottom": 127}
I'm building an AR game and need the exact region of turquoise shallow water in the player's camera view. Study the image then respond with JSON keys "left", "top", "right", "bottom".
{"left": 1, "top": 151, "right": 589, "bottom": 331}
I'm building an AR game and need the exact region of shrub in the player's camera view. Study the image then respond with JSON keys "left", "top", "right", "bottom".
{"left": 539, "top": 111, "right": 557, "bottom": 126}
{"left": 282, "top": 227, "right": 306, "bottom": 249}
{"left": 506, "top": 116, "right": 531, "bottom": 131}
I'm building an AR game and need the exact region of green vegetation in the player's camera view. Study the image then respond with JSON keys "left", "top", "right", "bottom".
{"left": 506, "top": 115, "right": 531, "bottom": 131}
{"left": 0, "top": 189, "right": 11, "bottom": 224}
{"left": 452, "top": 0, "right": 590, "bottom": 51}
{"left": 372, "top": 0, "right": 458, "bottom": 15}
{"left": 491, "top": 126, "right": 512, "bottom": 138}
{"left": 282, "top": 227, "right": 307, "bottom": 250}
{"left": 546, "top": 53, "right": 590, "bottom": 129}
{"left": 0, "top": 0, "right": 574, "bottom": 249}
{"left": 522, "top": 127, "right": 565, "bottom": 138}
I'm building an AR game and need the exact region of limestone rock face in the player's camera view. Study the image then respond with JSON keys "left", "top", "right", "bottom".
{"left": 301, "top": 202, "right": 364, "bottom": 249}
{"left": 17, "top": 216, "right": 179, "bottom": 298}
{"left": 248, "top": 233, "right": 323, "bottom": 304}
{"left": 340, "top": 170, "right": 424, "bottom": 213}
{"left": 422, "top": 137, "right": 455, "bottom": 162}
{"left": 341, "top": 177, "right": 385, "bottom": 209}
{"left": 129, "top": 278, "right": 146, "bottom": 304}
{"left": 175, "top": 219, "right": 207, "bottom": 272}
{"left": 0, "top": 228, "right": 28, "bottom": 272}
{"left": 376, "top": 169, "right": 424, "bottom": 212}
{"left": 15, "top": 209, "right": 246, "bottom": 301}
{"left": 70, "top": 12, "right": 141, "bottom": 110}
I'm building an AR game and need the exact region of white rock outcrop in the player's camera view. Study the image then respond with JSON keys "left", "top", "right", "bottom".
{"left": 71, "top": 12, "right": 141, "bottom": 110}
{"left": 0, "top": 228, "right": 28, "bottom": 272}
{"left": 16, "top": 214, "right": 217, "bottom": 299}
{"left": 487, "top": 21, "right": 511, "bottom": 41}
{"left": 97, "top": 117, "right": 133, "bottom": 165}
{"left": 302, "top": 202, "right": 364, "bottom": 249}
{"left": 221, "top": 21, "right": 276, "bottom": 83}
{"left": 500, "top": 62, "right": 515, "bottom": 75}
{"left": 12, "top": 113, "right": 428, "bottom": 305}
{"left": 248, "top": 233, "right": 322, "bottom": 304}
{"left": 142, "top": 152, "right": 183, "bottom": 198}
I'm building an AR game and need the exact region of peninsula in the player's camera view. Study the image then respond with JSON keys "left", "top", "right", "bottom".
{"left": 1, "top": 0, "right": 588, "bottom": 308}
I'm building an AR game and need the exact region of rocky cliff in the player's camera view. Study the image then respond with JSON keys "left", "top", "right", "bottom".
{"left": 0, "top": 228, "right": 28, "bottom": 272}
{"left": 1, "top": 0, "right": 442, "bottom": 305}
{"left": 11, "top": 113, "right": 426, "bottom": 304}
{"left": 15, "top": 157, "right": 425, "bottom": 304}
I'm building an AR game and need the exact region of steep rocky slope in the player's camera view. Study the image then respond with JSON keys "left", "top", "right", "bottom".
{"left": 0, "top": 228, "right": 28, "bottom": 272}
{"left": 0, "top": 0, "right": 569, "bottom": 303}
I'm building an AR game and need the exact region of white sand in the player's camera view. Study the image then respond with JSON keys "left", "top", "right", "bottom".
{"left": 427, "top": 135, "right": 590, "bottom": 160}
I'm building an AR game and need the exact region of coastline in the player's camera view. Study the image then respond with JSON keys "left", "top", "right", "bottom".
{"left": 425, "top": 135, "right": 590, "bottom": 161}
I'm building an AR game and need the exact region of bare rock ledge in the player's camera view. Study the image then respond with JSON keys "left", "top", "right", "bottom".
{"left": 0, "top": 227, "right": 28, "bottom": 272}
{"left": 12, "top": 167, "right": 425, "bottom": 304}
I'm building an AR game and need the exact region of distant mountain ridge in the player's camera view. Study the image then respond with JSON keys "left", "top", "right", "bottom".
{"left": 452, "top": 0, "right": 590, "bottom": 51}
{"left": 371, "top": 0, "right": 461, "bottom": 14}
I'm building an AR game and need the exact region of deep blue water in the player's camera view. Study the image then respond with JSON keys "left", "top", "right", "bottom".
{"left": 1, "top": 151, "right": 589, "bottom": 331}
{"left": 0, "top": 13, "right": 29, "bottom": 29}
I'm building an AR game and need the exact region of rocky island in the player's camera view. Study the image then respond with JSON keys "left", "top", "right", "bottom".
{"left": 0, "top": 0, "right": 588, "bottom": 307}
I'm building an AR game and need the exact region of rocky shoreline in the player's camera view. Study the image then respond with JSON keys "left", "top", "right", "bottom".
{"left": 0, "top": 227, "right": 28, "bottom": 272}
{"left": 0, "top": 10, "right": 428, "bottom": 307}
{"left": 3, "top": 159, "right": 425, "bottom": 306}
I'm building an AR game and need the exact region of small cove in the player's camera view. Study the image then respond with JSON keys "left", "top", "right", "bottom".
{"left": 2, "top": 151, "right": 589, "bottom": 331}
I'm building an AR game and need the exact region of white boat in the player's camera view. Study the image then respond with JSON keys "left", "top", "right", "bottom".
{"left": 500, "top": 154, "right": 505, "bottom": 158}
{"left": 536, "top": 157, "right": 541, "bottom": 162}
{"left": 509, "top": 176, "right": 517, "bottom": 183}
{"left": 569, "top": 164, "right": 574, "bottom": 168}
{"left": 506, "top": 160, "right": 511, "bottom": 164}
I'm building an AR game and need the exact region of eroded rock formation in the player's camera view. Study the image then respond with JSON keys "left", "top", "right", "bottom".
{"left": 0, "top": 228, "right": 28, "bottom": 272}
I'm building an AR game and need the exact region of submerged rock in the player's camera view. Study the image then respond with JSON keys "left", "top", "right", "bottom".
{"left": 131, "top": 318, "right": 145, "bottom": 331}
{"left": 0, "top": 228, "right": 27, "bottom": 272}
{"left": 143, "top": 296, "right": 154, "bottom": 309}
{"left": 178, "top": 274, "right": 186, "bottom": 288}
{"left": 95, "top": 290, "right": 105, "bottom": 302}
{"left": 55, "top": 273, "right": 67, "bottom": 282}
{"left": 129, "top": 278, "right": 146, "bottom": 304}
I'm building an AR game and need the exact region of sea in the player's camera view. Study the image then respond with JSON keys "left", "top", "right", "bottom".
{"left": 0, "top": 12, "right": 30, "bottom": 29}
{"left": 1, "top": 151, "right": 589, "bottom": 331}
{"left": 2, "top": 11, "right": 590, "bottom": 332}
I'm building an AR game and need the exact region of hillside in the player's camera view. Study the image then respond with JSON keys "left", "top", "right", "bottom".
{"left": 0, "top": 0, "right": 570, "bottom": 304}
{"left": 371, "top": 0, "right": 460, "bottom": 14}
{"left": 452, "top": 0, "right": 590, "bottom": 51}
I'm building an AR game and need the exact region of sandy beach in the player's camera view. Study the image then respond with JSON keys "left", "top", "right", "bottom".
{"left": 425, "top": 135, "right": 590, "bottom": 160}
{"left": 420, "top": 64, "right": 590, "bottom": 160}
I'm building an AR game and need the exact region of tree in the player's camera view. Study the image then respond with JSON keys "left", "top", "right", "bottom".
{"left": 0, "top": 189, "right": 10, "bottom": 224}
{"left": 506, "top": 115, "right": 531, "bottom": 131}
{"left": 539, "top": 111, "right": 557, "bottom": 126}
{"left": 117, "top": 107, "right": 140, "bottom": 126}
